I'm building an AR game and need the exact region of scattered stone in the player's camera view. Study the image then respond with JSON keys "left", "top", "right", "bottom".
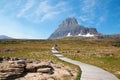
{"left": 37, "top": 68, "right": 52, "bottom": 73}
{"left": 0, "top": 57, "right": 3, "bottom": 62}
{"left": 0, "top": 57, "right": 77, "bottom": 80}
{"left": 47, "top": 77, "right": 55, "bottom": 80}
{"left": 26, "top": 64, "right": 37, "bottom": 72}
{"left": 76, "top": 50, "right": 80, "bottom": 53}
{"left": 115, "top": 71, "right": 120, "bottom": 74}
{"left": 2, "top": 48, "right": 16, "bottom": 53}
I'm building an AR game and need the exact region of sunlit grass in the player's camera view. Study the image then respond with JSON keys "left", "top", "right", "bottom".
{"left": 0, "top": 38, "right": 119, "bottom": 78}
{"left": 57, "top": 38, "right": 120, "bottom": 78}
{"left": 0, "top": 39, "right": 81, "bottom": 80}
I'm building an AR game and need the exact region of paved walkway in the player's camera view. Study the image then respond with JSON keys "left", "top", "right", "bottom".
{"left": 52, "top": 50, "right": 119, "bottom": 80}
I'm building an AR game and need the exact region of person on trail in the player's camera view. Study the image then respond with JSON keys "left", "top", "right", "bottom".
{"left": 51, "top": 44, "right": 58, "bottom": 51}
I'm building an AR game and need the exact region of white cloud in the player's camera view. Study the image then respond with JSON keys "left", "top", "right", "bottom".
{"left": 34, "top": 0, "right": 69, "bottom": 22}
{"left": 16, "top": 0, "right": 70, "bottom": 23}
{"left": 17, "top": 0, "right": 35, "bottom": 17}
{"left": 79, "top": 0, "right": 111, "bottom": 28}
{"left": 40, "top": 12, "right": 60, "bottom": 22}
{"left": 1, "top": 0, "right": 73, "bottom": 23}
{"left": 81, "top": 0, "right": 96, "bottom": 13}
{"left": 79, "top": 16, "right": 89, "bottom": 22}
{"left": 96, "top": 15, "right": 106, "bottom": 27}
{"left": 79, "top": 0, "right": 97, "bottom": 24}
{"left": 35, "top": 0, "right": 51, "bottom": 16}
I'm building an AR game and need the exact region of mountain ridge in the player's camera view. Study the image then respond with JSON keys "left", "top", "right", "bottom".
{"left": 0, "top": 35, "right": 12, "bottom": 39}
{"left": 49, "top": 18, "right": 100, "bottom": 39}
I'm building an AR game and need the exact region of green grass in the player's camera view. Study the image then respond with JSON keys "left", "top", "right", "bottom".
{"left": 56, "top": 38, "right": 120, "bottom": 79}
{"left": 0, "top": 39, "right": 81, "bottom": 80}
{"left": 1, "top": 38, "right": 119, "bottom": 79}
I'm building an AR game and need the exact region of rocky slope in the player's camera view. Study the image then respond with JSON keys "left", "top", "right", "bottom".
{"left": 49, "top": 18, "right": 100, "bottom": 39}
{"left": 0, "top": 57, "right": 77, "bottom": 80}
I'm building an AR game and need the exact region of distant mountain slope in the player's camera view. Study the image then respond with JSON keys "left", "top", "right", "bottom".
{"left": 49, "top": 18, "right": 100, "bottom": 39}
{"left": 0, "top": 35, "right": 12, "bottom": 39}
{"left": 97, "top": 34, "right": 120, "bottom": 39}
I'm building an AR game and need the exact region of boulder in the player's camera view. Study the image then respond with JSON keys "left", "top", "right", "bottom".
{"left": 0, "top": 57, "right": 3, "bottom": 62}
{"left": 0, "top": 59, "right": 26, "bottom": 80}
{"left": 37, "top": 68, "right": 53, "bottom": 74}
{"left": 0, "top": 68, "right": 24, "bottom": 80}
{"left": 25, "top": 65, "right": 37, "bottom": 72}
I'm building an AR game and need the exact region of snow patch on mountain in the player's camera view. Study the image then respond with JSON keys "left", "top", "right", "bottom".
{"left": 78, "top": 33, "right": 94, "bottom": 37}
{"left": 66, "top": 33, "right": 72, "bottom": 37}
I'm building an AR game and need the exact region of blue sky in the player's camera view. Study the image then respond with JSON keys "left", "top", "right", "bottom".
{"left": 0, "top": 0, "right": 120, "bottom": 39}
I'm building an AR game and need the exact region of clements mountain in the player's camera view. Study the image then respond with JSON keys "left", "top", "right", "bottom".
{"left": 49, "top": 18, "right": 100, "bottom": 39}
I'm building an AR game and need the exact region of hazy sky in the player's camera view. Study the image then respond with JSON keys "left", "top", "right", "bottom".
{"left": 0, "top": 0, "right": 120, "bottom": 39}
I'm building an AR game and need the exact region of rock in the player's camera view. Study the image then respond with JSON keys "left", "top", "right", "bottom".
{"left": 0, "top": 68, "right": 15, "bottom": 72}
{"left": 16, "top": 60, "right": 25, "bottom": 64}
{"left": 6, "top": 72, "right": 22, "bottom": 79}
{"left": 0, "top": 73, "right": 8, "bottom": 80}
{"left": 0, "top": 67, "right": 25, "bottom": 79}
{"left": 9, "top": 63, "right": 25, "bottom": 68}
{"left": 115, "top": 71, "right": 120, "bottom": 75}
{"left": 37, "top": 68, "right": 53, "bottom": 74}
{"left": 25, "top": 60, "right": 33, "bottom": 63}
{"left": 25, "top": 62, "right": 54, "bottom": 73}
{"left": 76, "top": 50, "right": 80, "bottom": 53}
{"left": 3, "top": 57, "right": 10, "bottom": 61}
{"left": 0, "top": 59, "right": 26, "bottom": 80}
{"left": 9, "top": 60, "right": 26, "bottom": 68}
{"left": 8, "top": 61, "right": 14, "bottom": 64}
{"left": 48, "top": 60, "right": 55, "bottom": 64}
{"left": 47, "top": 77, "right": 55, "bottom": 80}
{"left": 26, "top": 65, "right": 37, "bottom": 72}
{"left": 0, "top": 57, "right": 76, "bottom": 80}
{"left": 63, "top": 70, "right": 71, "bottom": 76}
{"left": 0, "top": 57, "right": 3, "bottom": 62}
{"left": 10, "top": 57, "right": 20, "bottom": 61}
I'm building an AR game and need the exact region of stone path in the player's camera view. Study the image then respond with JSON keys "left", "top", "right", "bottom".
{"left": 52, "top": 50, "right": 119, "bottom": 80}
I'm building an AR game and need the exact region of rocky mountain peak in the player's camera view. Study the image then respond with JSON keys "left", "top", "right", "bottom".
{"left": 49, "top": 18, "right": 99, "bottom": 39}
{"left": 62, "top": 18, "right": 78, "bottom": 27}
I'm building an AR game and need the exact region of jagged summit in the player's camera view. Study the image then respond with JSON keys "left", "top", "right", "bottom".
{"left": 49, "top": 18, "right": 99, "bottom": 39}
{"left": 61, "top": 18, "right": 78, "bottom": 27}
